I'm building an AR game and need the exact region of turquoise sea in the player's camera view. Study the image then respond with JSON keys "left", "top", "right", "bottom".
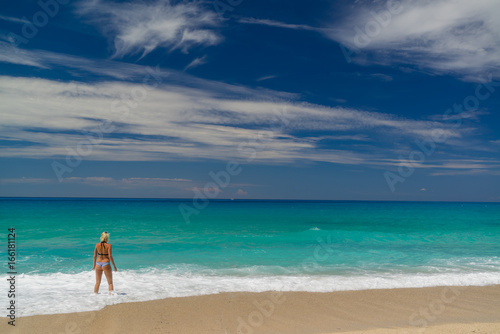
{"left": 1, "top": 199, "right": 499, "bottom": 316}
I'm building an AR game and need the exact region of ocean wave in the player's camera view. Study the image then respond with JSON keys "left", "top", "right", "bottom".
{"left": 6, "top": 267, "right": 500, "bottom": 317}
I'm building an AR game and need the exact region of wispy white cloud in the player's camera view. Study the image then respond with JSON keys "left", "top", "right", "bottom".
{"left": 369, "top": 73, "right": 393, "bottom": 82}
{"left": 306, "top": 134, "right": 373, "bottom": 142}
{"left": 0, "top": 74, "right": 478, "bottom": 167}
{"left": 77, "top": 0, "right": 222, "bottom": 58}
{"left": 326, "top": 0, "right": 500, "bottom": 80}
{"left": 235, "top": 189, "right": 248, "bottom": 196}
{"left": 0, "top": 177, "right": 191, "bottom": 188}
{"left": 0, "top": 15, "right": 31, "bottom": 24}
{"left": 0, "top": 40, "right": 149, "bottom": 78}
{"left": 256, "top": 75, "right": 278, "bottom": 82}
{"left": 0, "top": 42, "right": 47, "bottom": 68}
{"left": 430, "top": 169, "right": 500, "bottom": 176}
{"left": 428, "top": 110, "right": 489, "bottom": 122}
{"left": 0, "top": 40, "right": 494, "bottom": 171}
{"left": 0, "top": 42, "right": 296, "bottom": 101}
{"left": 0, "top": 177, "right": 52, "bottom": 184}
{"left": 184, "top": 55, "right": 207, "bottom": 71}
{"left": 239, "top": 18, "right": 321, "bottom": 31}
{"left": 378, "top": 158, "right": 500, "bottom": 171}
{"left": 63, "top": 176, "right": 191, "bottom": 187}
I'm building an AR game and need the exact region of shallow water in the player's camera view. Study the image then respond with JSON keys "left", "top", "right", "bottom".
{"left": 1, "top": 199, "right": 499, "bottom": 316}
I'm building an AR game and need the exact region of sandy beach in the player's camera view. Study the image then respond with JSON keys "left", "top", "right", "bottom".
{"left": 3, "top": 285, "right": 499, "bottom": 334}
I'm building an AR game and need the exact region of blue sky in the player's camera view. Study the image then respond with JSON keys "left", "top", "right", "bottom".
{"left": 0, "top": 0, "right": 499, "bottom": 201}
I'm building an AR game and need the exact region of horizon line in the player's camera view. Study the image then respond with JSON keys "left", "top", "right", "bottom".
{"left": 0, "top": 197, "right": 499, "bottom": 204}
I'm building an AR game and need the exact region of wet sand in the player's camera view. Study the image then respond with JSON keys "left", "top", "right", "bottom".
{"left": 3, "top": 285, "right": 500, "bottom": 333}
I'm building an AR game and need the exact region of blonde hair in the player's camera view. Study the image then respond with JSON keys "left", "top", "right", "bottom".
{"left": 100, "top": 231, "right": 110, "bottom": 243}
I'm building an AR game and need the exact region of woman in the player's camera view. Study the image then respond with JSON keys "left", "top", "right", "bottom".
{"left": 92, "top": 231, "right": 117, "bottom": 294}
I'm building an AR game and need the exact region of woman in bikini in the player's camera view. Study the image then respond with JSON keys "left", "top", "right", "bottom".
{"left": 92, "top": 231, "right": 117, "bottom": 294}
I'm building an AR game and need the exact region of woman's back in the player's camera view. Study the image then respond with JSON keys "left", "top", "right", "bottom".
{"left": 96, "top": 242, "right": 110, "bottom": 261}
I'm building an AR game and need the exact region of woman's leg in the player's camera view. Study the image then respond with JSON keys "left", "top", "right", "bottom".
{"left": 95, "top": 265, "right": 103, "bottom": 293}
{"left": 103, "top": 264, "right": 114, "bottom": 292}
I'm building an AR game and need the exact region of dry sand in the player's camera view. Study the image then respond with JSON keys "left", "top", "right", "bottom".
{"left": 3, "top": 285, "right": 499, "bottom": 334}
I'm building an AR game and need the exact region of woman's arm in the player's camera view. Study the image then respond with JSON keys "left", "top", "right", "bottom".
{"left": 92, "top": 244, "right": 97, "bottom": 270}
{"left": 109, "top": 244, "right": 117, "bottom": 271}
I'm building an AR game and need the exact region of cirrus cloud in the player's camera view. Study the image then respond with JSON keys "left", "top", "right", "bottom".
{"left": 77, "top": 0, "right": 222, "bottom": 58}
{"left": 326, "top": 0, "right": 500, "bottom": 81}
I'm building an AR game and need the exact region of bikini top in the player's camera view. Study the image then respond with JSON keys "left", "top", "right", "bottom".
{"left": 97, "top": 242, "right": 109, "bottom": 256}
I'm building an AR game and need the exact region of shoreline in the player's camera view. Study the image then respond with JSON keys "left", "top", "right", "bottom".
{"left": 3, "top": 285, "right": 500, "bottom": 333}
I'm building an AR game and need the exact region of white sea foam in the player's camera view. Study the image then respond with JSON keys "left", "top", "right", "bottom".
{"left": 4, "top": 268, "right": 500, "bottom": 317}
